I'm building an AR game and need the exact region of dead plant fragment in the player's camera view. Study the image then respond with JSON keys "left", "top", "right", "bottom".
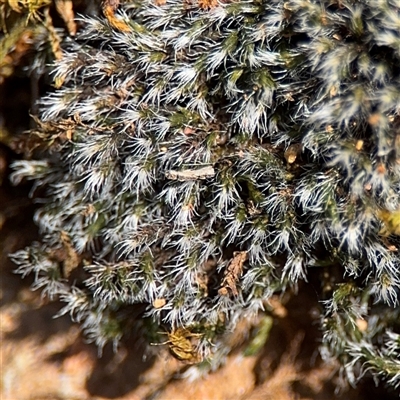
{"left": 48, "top": 230, "right": 80, "bottom": 278}
{"left": 1, "top": 0, "right": 79, "bottom": 87}
{"left": 43, "top": 7, "right": 62, "bottom": 60}
{"left": 102, "top": 0, "right": 131, "bottom": 32}
{"left": 54, "top": 0, "right": 76, "bottom": 35}
{"left": 0, "top": 16, "right": 34, "bottom": 80}
{"left": 1, "top": 0, "right": 52, "bottom": 22}
{"left": 284, "top": 143, "right": 302, "bottom": 164}
{"left": 154, "top": 328, "right": 203, "bottom": 364}
{"left": 218, "top": 251, "right": 248, "bottom": 296}
{"left": 198, "top": 0, "right": 218, "bottom": 9}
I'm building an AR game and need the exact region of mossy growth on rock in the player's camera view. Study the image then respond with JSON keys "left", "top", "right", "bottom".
{"left": 10, "top": 0, "right": 400, "bottom": 389}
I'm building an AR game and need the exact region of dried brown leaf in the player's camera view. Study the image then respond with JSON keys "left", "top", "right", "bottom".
{"left": 154, "top": 328, "right": 203, "bottom": 364}
{"left": 55, "top": 0, "right": 76, "bottom": 36}
{"left": 48, "top": 231, "right": 80, "bottom": 277}
{"left": 219, "top": 251, "right": 247, "bottom": 296}
{"left": 44, "top": 7, "right": 62, "bottom": 60}
{"left": 102, "top": 0, "right": 131, "bottom": 32}
{"left": 198, "top": 0, "right": 218, "bottom": 9}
